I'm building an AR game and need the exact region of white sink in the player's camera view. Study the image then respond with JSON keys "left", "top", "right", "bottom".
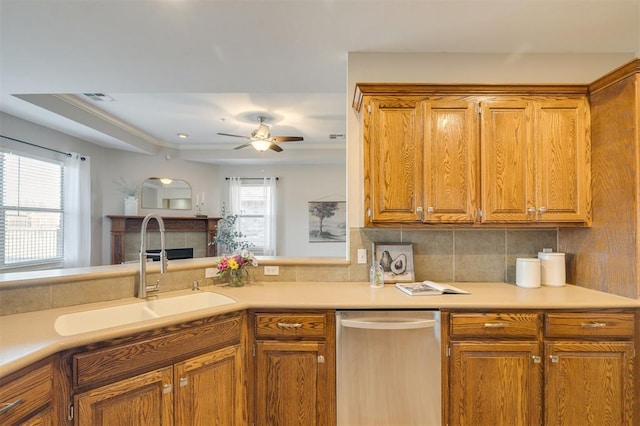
{"left": 54, "top": 292, "right": 236, "bottom": 336}
{"left": 145, "top": 292, "right": 236, "bottom": 317}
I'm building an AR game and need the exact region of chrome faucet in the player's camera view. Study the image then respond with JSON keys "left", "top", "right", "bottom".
{"left": 139, "top": 213, "right": 167, "bottom": 299}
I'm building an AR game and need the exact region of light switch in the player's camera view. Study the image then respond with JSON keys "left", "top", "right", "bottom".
{"left": 357, "top": 248, "right": 368, "bottom": 264}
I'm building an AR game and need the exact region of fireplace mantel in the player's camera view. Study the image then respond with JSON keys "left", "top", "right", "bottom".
{"left": 107, "top": 215, "right": 221, "bottom": 264}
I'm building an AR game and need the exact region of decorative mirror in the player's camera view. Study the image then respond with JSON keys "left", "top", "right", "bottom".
{"left": 141, "top": 178, "right": 192, "bottom": 209}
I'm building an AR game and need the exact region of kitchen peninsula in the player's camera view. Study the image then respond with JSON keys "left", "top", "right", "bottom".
{"left": 1, "top": 281, "right": 638, "bottom": 425}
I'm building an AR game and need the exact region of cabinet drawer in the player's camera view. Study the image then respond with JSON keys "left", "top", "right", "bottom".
{"left": 254, "top": 313, "right": 326, "bottom": 338}
{"left": 0, "top": 363, "right": 52, "bottom": 425}
{"left": 450, "top": 313, "right": 540, "bottom": 338}
{"left": 545, "top": 313, "right": 635, "bottom": 338}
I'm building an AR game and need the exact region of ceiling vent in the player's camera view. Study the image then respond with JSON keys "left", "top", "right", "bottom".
{"left": 83, "top": 93, "right": 116, "bottom": 102}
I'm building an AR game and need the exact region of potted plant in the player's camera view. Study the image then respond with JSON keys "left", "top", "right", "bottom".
{"left": 115, "top": 177, "right": 140, "bottom": 215}
{"left": 209, "top": 203, "right": 252, "bottom": 255}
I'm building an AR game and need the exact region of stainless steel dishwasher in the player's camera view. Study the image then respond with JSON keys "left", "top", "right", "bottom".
{"left": 336, "top": 310, "right": 441, "bottom": 426}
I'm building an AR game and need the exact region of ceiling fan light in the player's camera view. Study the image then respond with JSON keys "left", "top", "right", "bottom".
{"left": 251, "top": 140, "right": 272, "bottom": 152}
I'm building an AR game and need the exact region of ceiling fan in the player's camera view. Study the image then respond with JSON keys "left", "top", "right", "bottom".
{"left": 217, "top": 115, "right": 303, "bottom": 152}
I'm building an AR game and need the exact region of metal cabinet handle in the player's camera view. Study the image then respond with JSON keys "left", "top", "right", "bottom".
{"left": 550, "top": 355, "right": 559, "bottom": 363}
{"left": 581, "top": 322, "right": 607, "bottom": 328}
{"left": 277, "top": 322, "right": 303, "bottom": 329}
{"left": 427, "top": 206, "right": 434, "bottom": 214}
{"left": 532, "top": 355, "right": 541, "bottom": 364}
{"left": 527, "top": 207, "right": 536, "bottom": 214}
{"left": 538, "top": 206, "right": 547, "bottom": 213}
{"left": 179, "top": 377, "right": 188, "bottom": 387}
{"left": 0, "top": 398, "right": 24, "bottom": 415}
{"left": 484, "top": 322, "right": 509, "bottom": 328}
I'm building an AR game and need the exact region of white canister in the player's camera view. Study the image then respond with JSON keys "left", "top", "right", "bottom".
{"left": 538, "top": 252, "right": 566, "bottom": 287}
{"left": 516, "top": 258, "right": 541, "bottom": 288}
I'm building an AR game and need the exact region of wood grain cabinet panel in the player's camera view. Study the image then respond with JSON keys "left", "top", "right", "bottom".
{"left": 75, "top": 366, "right": 174, "bottom": 426}
{"left": 0, "top": 362, "right": 54, "bottom": 426}
{"left": 445, "top": 310, "right": 637, "bottom": 426}
{"left": 72, "top": 312, "right": 247, "bottom": 426}
{"left": 481, "top": 97, "right": 591, "bottom": 224}
{"left": 364, "top": 96, "right": 424, "bottom": 224}
{"left": 251, "top": 310, "right": 335, "bottom": 426}
{"left": 449, "top": 341, "right": 543, "bottom": 426}
{"left": 355, "top": 84, "right": 591, "bottom": 226}
{"left": 545, "top": 341, "right": 635, "bottom": 426}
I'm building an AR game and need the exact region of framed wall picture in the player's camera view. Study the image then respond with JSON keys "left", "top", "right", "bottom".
{"left": 308, "top": 201, "right": 347, "bottom": 242}
{"left": 372, "top": 242, "right": 415, "bottom": 283}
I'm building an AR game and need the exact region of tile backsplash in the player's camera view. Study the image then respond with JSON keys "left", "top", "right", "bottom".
{"left": 350, "top": 227, "right": 558, "bottom": 283}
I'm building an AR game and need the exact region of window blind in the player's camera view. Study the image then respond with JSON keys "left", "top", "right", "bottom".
{"left": 0, "top": 151, "right": 64, "bottom": 268}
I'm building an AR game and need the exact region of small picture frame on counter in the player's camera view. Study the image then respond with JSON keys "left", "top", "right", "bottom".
{"left": 372, "top": 242, "right": 415, "bottom": 283}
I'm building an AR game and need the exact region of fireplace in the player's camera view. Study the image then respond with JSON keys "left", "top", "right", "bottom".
{"left": 146, "top": 248, "right": 194, "bottom": 261}
{"left": 107, "top": 216, "right": 220, "bottom": 264}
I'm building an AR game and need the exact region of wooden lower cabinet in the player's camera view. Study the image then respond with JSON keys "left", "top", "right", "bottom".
{"left": 545, "top": 340, "right": 635, "bottom": 425}
{"left": 444, "top": 310, "right": 638, "bottom": 426}
{"left": 75, "top": 366, "right": 174, "bottom": 426}
{"left": 449, "top": 341, "right": 542, "bottom": 425}
{"left": 251, "top": 310, "right": 336, "bottom": 426}
{"left": 71, "top": 312, "right": 247, "bottom": 426}
{"left": 75, "top": 344, "right": 245, "bottom": 426}
{"left": 0, "top": 359, "right": 55, "bottom": 426}
{"left": 174, "top": 344, "right": 246, "bottom": 425}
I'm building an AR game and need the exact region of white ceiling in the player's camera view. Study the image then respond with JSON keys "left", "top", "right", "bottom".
{"left": 1, "top": 0, "right": 638, "bottom": 165}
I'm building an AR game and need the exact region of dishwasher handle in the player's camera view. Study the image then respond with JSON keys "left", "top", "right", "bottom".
{"left": 340, "top": 316, "right": 437, "bottom": 330}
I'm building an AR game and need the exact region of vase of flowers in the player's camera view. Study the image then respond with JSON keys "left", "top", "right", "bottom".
{"left": 216, "top": 250, "right": 257, "bottom": 287}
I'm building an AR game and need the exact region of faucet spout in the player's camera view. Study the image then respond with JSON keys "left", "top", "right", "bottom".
{"left": 139, "top": 213, "right": 167, "bottom": 299}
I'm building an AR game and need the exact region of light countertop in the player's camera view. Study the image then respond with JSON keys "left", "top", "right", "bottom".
{"left": 1, "top": 281, "right": 638, "bottom": 378}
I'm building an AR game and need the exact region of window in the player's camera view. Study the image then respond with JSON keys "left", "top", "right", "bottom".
{"left": 229, "top": 177, "right": 277, "bottom": 256}
{"left": 0, "top": 151, "right": 64, "bottom": 269}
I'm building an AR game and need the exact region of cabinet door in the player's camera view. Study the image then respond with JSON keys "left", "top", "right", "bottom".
{"left": 449, "top": 341, "right": 542, "bottom": 426}
{"left": 545, "top": 341, "right": 635, "bottom": 426}
{"left": 480, "top": 100, "right": 535, "bottom": 222}
{"left": 534, "top": 99, "right": 590, "bottom": 223}
{"left": 364, "top": 96, "right": 423, "bottom": 224}
{"left": 174, "top": 344, "right": 246, "bottom": 426}
{"left": 18, "top": 406, "right": 53, "bottom": 426}
{"left": 255, "top": 341, "right": 329, "bottom": 426}
{"left": 423, "top": 101, "right": 478, "bottom": 222}
{"left": 75, "top": 366, "right": 174, "bottom": 426}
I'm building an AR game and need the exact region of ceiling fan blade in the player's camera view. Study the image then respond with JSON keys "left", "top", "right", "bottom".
{"left": 272, "top": 136, "right": 303, "bottom": 142}
{"left": 218, "top": 132, "right": 251, "bottom": 140}
{"left": 233, "top": 143, "right": 252, "bottom": 150}
{"left": 269, "top": 143, "right": 284, "bottom": 152}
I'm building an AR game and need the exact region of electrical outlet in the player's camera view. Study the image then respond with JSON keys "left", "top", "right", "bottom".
{"left": 357, "top": 248, "right": 368, "bottom": 264}
{"left": 264, "top": 266, "right": 280, "bottom": 276}
{"left": 205, "top": 267, "right": 217, "bottom": 278}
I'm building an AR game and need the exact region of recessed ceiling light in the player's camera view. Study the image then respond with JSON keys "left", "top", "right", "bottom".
{"left": 177, "top": 133, "right": 189, "bottom": 139}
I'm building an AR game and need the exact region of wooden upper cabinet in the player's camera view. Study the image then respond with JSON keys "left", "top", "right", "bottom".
{"left": 364, "top": 96, "right": 423, "bottom": 224}
{"left": 363, "top": 96, "right": 478, "bottom": 225}
{"left": 481, "top": 100, "right": 534, "bottom": 222}
{"left": 534, "top": 99, "right": 590, "bottom": 223}
{"left": 481, "top": 97, "right": 590, "bottom": 224}
{"left": 355, "top": 84, "right": 591, "bottom": 226}
{"left": 423, "top": 101, "right": 478, "bottom": 223}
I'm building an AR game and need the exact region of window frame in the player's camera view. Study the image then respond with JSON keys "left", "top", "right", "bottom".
{"left": 0, "top": 149, "right": 65, "bottom": 270}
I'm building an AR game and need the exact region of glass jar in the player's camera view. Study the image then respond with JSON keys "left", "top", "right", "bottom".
{"left": 370, "top": 262, "right": 384, "bottom": 288}
{"left": 229, "top": 268, "right": 248, "bottom": 287}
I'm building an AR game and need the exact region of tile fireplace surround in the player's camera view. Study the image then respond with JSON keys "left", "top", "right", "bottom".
{"left": 107, "top": 216, "right": 221, "bottom": 264}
